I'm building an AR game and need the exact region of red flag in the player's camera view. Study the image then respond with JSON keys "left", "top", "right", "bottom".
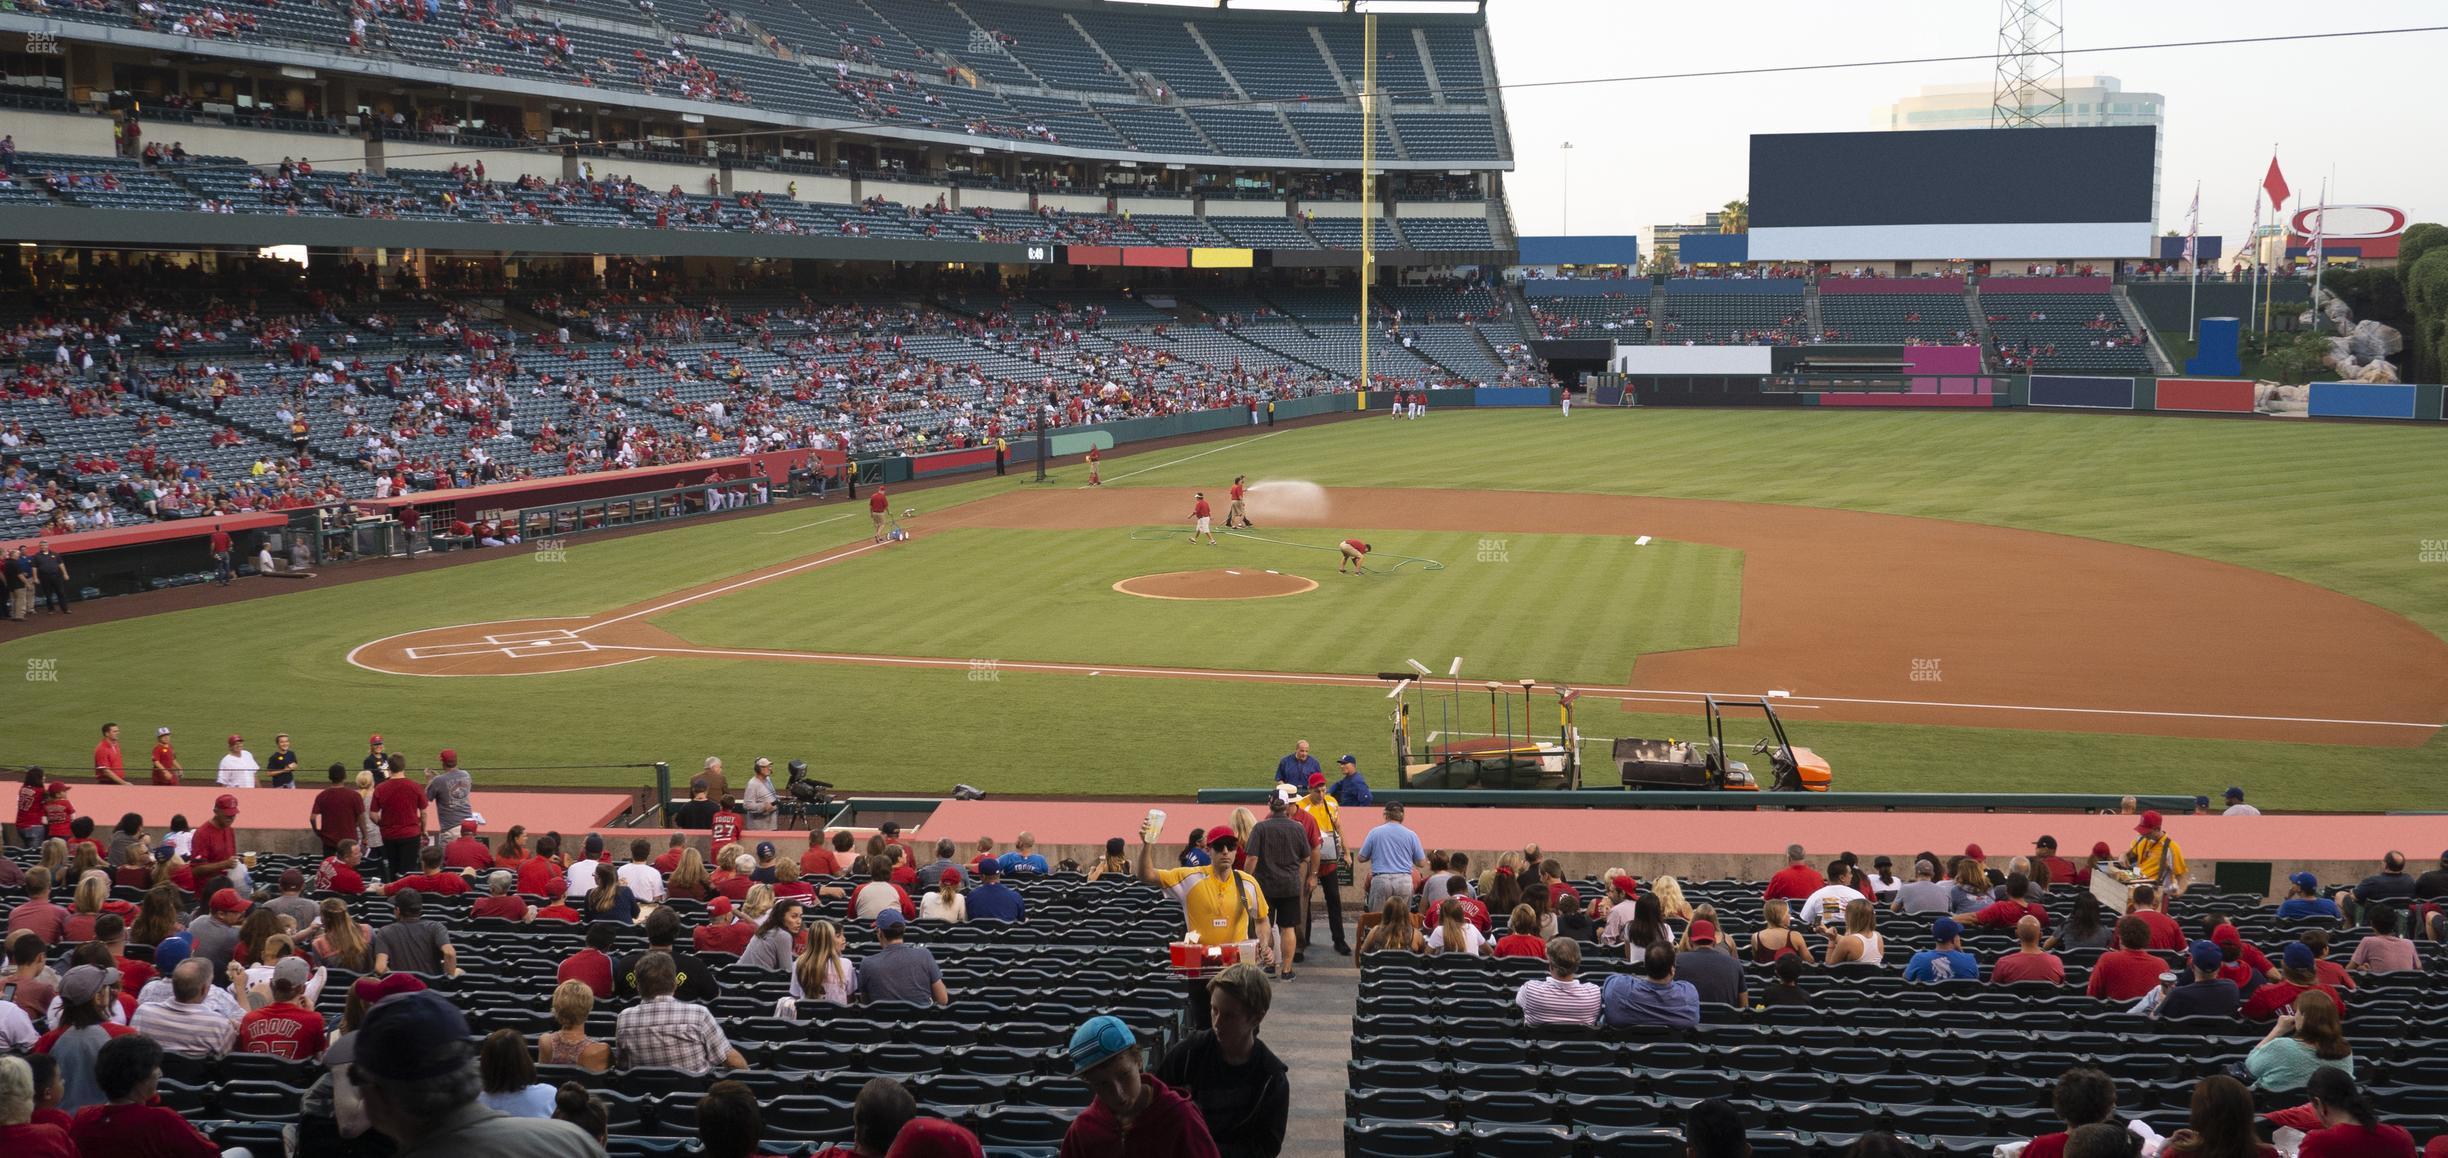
{"left": 2262, "top": 157, "right": 2290, "bottom": 209}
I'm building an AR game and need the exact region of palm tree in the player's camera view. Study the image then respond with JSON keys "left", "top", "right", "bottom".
{"left": 1721, "top": 200, "right": 1749, "bottom": 234}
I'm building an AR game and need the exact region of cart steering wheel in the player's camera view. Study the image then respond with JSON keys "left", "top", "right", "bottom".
{"left": 1752, "top": 738, "right": 1773, "bottom": 755}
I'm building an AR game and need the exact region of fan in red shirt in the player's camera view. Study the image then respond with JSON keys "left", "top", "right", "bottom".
{"left": 370, "top": 768, "right": 429, "bottom": 876}
{"left": 385, "top": 846, "right": 471, "bottom": 896}
{"left": 2209, "top": 920, "right": 2275, "bottom": 990}
{"left": 1765, "top": 845, "right": 1825, "bottom": 901}
{"left": 1964, "top": 875, "right": 2050, "bottom": 927}
{"left": 308, "top": 765, "right": 365, "bottom": 855}
{"left": 653, "top": 834, "right": 690, "bottom": 874}
{"left": 236, "top": 959, "right": 328, "bottom": 1060}
{"left": 187, "top": 796, "right": 242, "bottom": 891}
{"left": 92, "top": 723, "right": 128, "bottom": 786}
{"left": 149, "top": 729, "right": 182, "bottom": 785}
{"left": 1490, "top": 905, "right": 1550, "bottom": 959}
{"left": 13, "top": 772, "right": 45, "bottom": 838}
{"left": 442, "top": 820, "right": 495, "bottom": 870}
{"left": 692, "top": 897, "right": 755, "bottom": 955}
{"left": 2128, "top": 884, "right": 2187, "bottom": 951}
{"left": 2031, "top": 835, "right": 2087, "bottom": 886}
{"left": 66, "top": 1035, "right": 222, "bottom": 1158}
{"left": 800, "top": 832, "right": 849, "bottom": 877}
{"left": 471, "top": 872, "right": 531, "bottom": 920}
{"left": 2293, "top": 1071, "right": 2416, "bottom": 1158}
{"left": 516, "top": 835, "right": 567, "bottom": 897}
{"left": 312, "top": 842, "right": 367, "bottom": 894}
{"left": 2242, "top": 942, "right": 2348, "bottom": 1020}
{"left": 1189, "top": 491, "right": 1216, "bottom": 545}
{"left": 556, "top": 924, "right": 621, "bottom": 997}
{"left": 41, "top": 783, "right": 76, "bottom": 839}
{"left": 709, "top": 798, "right": 746, "bottom": 848}
{"left": 2085, "top": 916, "right": 2173, "bottom": 1001}
{"left": 2020, "top": 1067, "right": 2120, "bottom": 1158}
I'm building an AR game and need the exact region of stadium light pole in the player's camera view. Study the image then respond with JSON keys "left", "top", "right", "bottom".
{"left": 1559, "top": 141, "right": 1573, "bottom": 234}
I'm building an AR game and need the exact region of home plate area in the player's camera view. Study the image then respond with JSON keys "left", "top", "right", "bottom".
{"left": 403, "top": 630, "right": 601, "bottom": 661}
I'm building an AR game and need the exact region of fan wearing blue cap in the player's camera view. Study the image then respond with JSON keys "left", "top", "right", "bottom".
{"left": 1903, "top": 917, "right": 1981, "bottom": 983}
{"left": 2241, "top": 940, "right": 2349, "bottom": 1020}
{"left": 2220, "top": 786, "right": 2260, "bottom": 817}
{"left": 1060, "top": 1014, "right": 1219, "bottom": 1157}
{"left": 2276, "top": 873, "right": 2344, "bottom": 922}
{"left": 2154, "top": 940, "right": 2243, "bottom": 1019}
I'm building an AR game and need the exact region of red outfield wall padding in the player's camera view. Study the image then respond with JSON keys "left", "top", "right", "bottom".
{"left": 2154, "top": 378, "right": 2257, "bottom": 414}
{"left": 1065, "top": 245, "right": 1123, "bottom": 266}
{"left": 912, "top": 447, "right": 999, "bottom": 477}
{"left": 1122, "top": 247, "right": 1189, "bottom": 268}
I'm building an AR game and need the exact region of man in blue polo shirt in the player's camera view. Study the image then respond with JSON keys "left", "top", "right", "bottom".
{"left": 966, "top": 860, "right": 1025, "bottom": 923}
{"left": 1904, "top": 917, "right": 1982, "bottom": 983}
{"left": 1274, "top": 740, "right": 1321, "bottom": 793}
{"left": 1355, "top": 801, "right": 1426, "bottom": 909}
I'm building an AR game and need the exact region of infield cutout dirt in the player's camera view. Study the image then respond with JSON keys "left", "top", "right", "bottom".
{"left": 344, "top": 486, "right": 2448, "bottom": 747}
{"left": 1113, "top": 568, "right": 1321, "bottom": 601}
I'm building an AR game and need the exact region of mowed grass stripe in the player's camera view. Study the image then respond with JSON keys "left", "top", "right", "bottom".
{"left": 652, "top": 527, "right": 1739, "bottom": 684}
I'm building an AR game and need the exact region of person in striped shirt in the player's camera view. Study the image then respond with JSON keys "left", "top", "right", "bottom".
{"left": 1515, "top": 937, "right": 1601, "bottom": 1027}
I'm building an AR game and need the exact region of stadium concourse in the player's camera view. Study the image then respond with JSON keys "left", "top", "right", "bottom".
{"left": 6, "top": 771, "right": 2448, "bottom": 1156}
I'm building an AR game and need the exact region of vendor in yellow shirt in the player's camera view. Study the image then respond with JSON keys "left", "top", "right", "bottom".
{"left": 1138, "top": 821, "right": 1270, "bottom": 952}
{"left": 2123, "top": 808, "right": 2188, "bottom": 897}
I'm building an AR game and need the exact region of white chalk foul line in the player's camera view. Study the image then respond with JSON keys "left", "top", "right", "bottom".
{"left": 758, "top": 509, "right": 861, "bottom": 536}
{"left": 578, "top": 537, "right": 898, "bottom": 633}
{"left": 1086, "top": 426, "right": 1294, "bottom": 488}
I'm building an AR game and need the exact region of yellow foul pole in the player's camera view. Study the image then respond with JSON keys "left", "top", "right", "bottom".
{"left": 1359, "top": 13, "right": 1375, "bottom": 395}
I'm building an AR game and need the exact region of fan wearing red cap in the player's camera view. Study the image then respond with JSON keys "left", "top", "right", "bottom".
{"left": 216, "top": 733, "right": 259, "bottom": 790}
{"left": 1296, "top": 771, "right": 1351, "bottom": 956}
{"left": 426, "top": 748, "right": 475, "bottom": 842}
{"left": 692, "top": 896, "right": 754, "bottom": 955}
{"left": 2125, "top": 809, "right": 2189, "bottom": 897}
{"left": 1135, "top": 816, "right": 1271, "bottom": 952}
{"left": 188, "top": 795, "right": 245, "bottom": 899}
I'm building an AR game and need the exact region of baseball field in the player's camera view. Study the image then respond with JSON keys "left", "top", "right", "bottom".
{"left": 10, "top": 406, "right": 2448, "bottom": 810}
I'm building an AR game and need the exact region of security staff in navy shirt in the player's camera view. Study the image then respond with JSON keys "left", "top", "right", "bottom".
{"left": 1329, "top": 755, "right": 1373, "bottom": 807}
{"left": 1273, "top": 740, "right": 1321, "bottom": 792}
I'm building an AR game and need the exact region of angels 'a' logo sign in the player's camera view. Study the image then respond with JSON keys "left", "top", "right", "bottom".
{"left": 2291, "top": 205, "right": 2408, "bottom": 240}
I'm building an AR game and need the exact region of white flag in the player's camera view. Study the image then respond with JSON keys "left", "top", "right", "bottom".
{"left": 2182, "top": 183, "right": 2200, "bottom": 264}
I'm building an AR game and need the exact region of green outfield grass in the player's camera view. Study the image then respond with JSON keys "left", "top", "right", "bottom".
{"left": 655, "top": 527, "right": 1740, "bottom": 685}
{"left": 6, "top": 407, "right": 2444, "bottom": 809}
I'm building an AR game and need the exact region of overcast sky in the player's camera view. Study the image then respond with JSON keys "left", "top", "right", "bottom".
{"left": 1487, "top": 0, "right": 2444, "bottom": 245}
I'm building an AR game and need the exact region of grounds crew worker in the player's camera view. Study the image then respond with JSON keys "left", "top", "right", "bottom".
{"left": 869, "top": 486, "right": 889, "bottom": 542}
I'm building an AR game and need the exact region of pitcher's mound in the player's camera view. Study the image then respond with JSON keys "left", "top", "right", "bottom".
{"left": 1114, "top": 568, "right": 1320, "bottom": 601}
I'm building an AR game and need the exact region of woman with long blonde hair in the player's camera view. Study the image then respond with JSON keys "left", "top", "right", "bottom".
{"left": 666, "top": 848, "right": 711, "bottom": 901}
{"left": 789, "top": 918, "right": 856, "bottom": 1008}
{"left": 67, "top": 842, "right": 103, "bottom": 884}
{"left": 740, "top": 883, "right": 776, "bottom": 926}
{"left": 38, "top": 838, "right": 68, "bottom": 876}
{"left": 1228, "top": 807, "right": 1255, "bottom": 869}
{"left": 1749, "top": 898, "right": 1817, "bottom": 963}
{"left": 1652, "top": 876, "right": 1693, "bottom": 922}
{"left": 353, "top": 770, "right": 380, "bottom": 852}
{"left": 1825, "top": 899, "right": 1885, "bottom": 965}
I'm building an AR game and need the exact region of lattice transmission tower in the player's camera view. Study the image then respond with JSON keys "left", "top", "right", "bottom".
{"left": 1992, "top": 0, "right": 2068, "bottom": 128}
